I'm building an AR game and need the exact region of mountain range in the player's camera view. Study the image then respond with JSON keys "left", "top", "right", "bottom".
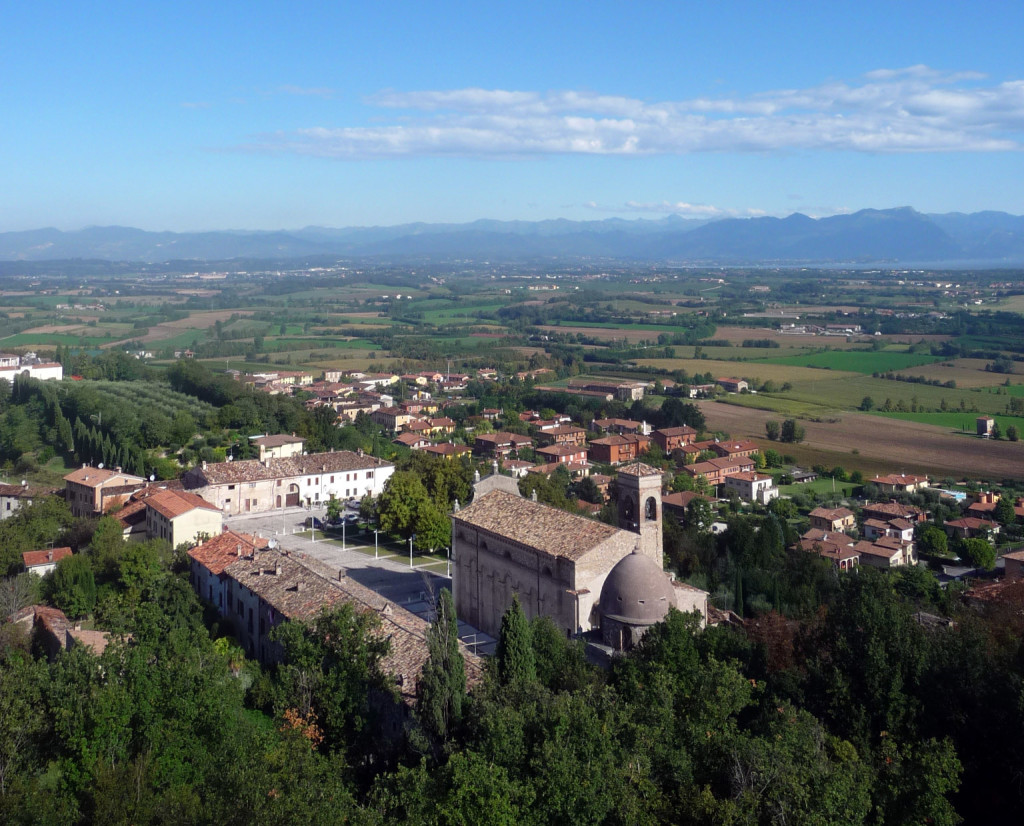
{"left": 3, "top": 208, "right": 1024, "bottom": 265}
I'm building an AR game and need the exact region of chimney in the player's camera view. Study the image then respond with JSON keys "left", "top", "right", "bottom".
{"left": 47, "top": 550, "right": 53, "bottom": 561}
{"left": 236, "top": 544, "right": 243, "bottom": 557}
{"left": 115, "top": 466, "right": 122, "bottom": 474}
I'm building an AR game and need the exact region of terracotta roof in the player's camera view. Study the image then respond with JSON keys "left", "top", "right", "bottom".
{"left": 663, "top": 491, "right": 711, "bottom": 510}
{"left": 63, "top": 466, "right": 145, "bottom": 487}
{"left": 617, "top": 461, "right": 661, "bottom": 477}
{"left": 252, "top": 434, "right": 305, "bottom": 447}
{"left": 188, "top": 530, "right": 269, "bottom": 576}
{"left": 453, "top": 489, "right": 621, "bottom": 561}
{"left": 536, "top": 444, "right": 586, "bottom": 458}
{"left": 655, "top": 426, "right": 697, "bottom": 437}
{"left": 185, "top": 450, "right": 392, "bottom": 486}
{"left": 22, "top": 547, "right": 72, "bottom": 568}
{"left": 147, "top": 489, "right": 220, "bottom": 519}
{"left": 725, "top": 471, "right": 772, "bottom": 482}
{"left": 0, "top": 483, "right": 35, "bottom": 497}
{"left": 872, "top": 473, "right": 928, "bottom": 486}
{"left": 809, "top": 506, "right": 856, "bottom": 521}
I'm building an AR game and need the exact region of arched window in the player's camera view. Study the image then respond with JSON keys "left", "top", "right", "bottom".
{"left": 645, "top": 496, "right": 657, "bottom": 521}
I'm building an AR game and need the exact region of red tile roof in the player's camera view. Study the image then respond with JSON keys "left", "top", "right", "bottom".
{"left": 22, "top": 547, "right": 72, "bottom": 568}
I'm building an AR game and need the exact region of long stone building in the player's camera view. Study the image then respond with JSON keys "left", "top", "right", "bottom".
{"left": 182, "top": 450, "right": 394, "bottom": 514}
{"left": 451, "top": 462, "right": 705, "bottom": 643}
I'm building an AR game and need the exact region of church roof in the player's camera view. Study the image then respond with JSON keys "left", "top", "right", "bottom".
{"left": 617, "top": 461, "right": 661, "bottom": 477}
{"left": 452, "top": 490, "right": 619, "bottom": 561}
{"left": 599, "top": 550, "right": 677, "bottom": 625}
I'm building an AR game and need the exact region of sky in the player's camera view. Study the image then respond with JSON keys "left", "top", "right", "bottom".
{"left": 3, "top": 1, "right": 1024, "bottom": 232}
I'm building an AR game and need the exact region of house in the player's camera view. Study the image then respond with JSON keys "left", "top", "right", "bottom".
{"left": 651, "top": 426, "right": 697, "bottom": 453}
{"left": 797, "top": 531, "right": 860, "bottom": 571}
{"left": 853, "top": 538, "right": 916, "bottom": 569}
{"left": 535, "top": 425, "right": 588, "bottom": 447}
{"left": 710, "top": 440, "right": 761, "bottom": 460}
{"left": 0, "top": 482, "right": 36, "bottom": 520}
{"left": 965, "top": 491, "right": 1000, "bottom": 520}
{"left": 977, "top": 416, "right": 995, "bottom": 437}
{"left": 870, "top": 473, "right": 929, "bottom": 493}
{"left": 473, "top": 432, "right": 533, "bottom": 459}
{"left": 392, "top": 432, "right": 432, "bottom": 450}
{"left": 63, "top": 465, "right": 147, "bottom": 517}
{"left": 686, "top": 384, "right": 717, "bottom": 398}
{"left": 501, "top": 459, "right": 536, "bottom": 478}
{"left": 863, "top": 517, "right": 915, "bottom": 543}
{"left": 144, "top": 489, "right": 223, "bottom": 547}
{"left": 1004, "top": 549, "right": 1024, "bottom": 581}
{"left": 682, "top": 456, "right": 756, "bottom": 487}
{"left": 862, "top": 501, "right": 927, "bottom": 523}
{"left": 588, "top": 433, "right": 651, "bottom": 465}
{"left": 182, "top": 451, "right": 394, "bottom": 514}
{"left": 536, "top": 444, "right": 589, "bottom": 466}
{"left": 945, "top": 517, "right": 998, "bottom": 540}
{"left": 452, "top": 463, "right": 706, "bottom": 643}
{"left": 592, "top": 418, "right": 648, "bottom": 436}
{"left": 251, "top": 434, "right": 306, "bottom": 461}
{"left": 371, "top": 406, "right": 414, "bottom": 433}
{"left": 568, "top": 379, "right": 646, "bottom": 401}
{"left": 0, "top": 354, "right": 63, "bottom": 382}
{"left": 22, "top": 547, "right": 73, "bottom": 577}
{"left": 723, "top": 471, "right": 778, "bottom": 504}
{"left": 716, "top": 377, "right": 749, "bottom": 393}
{"left": 809, "top": 506, "right": 857, "bottom": 533}
{"left": 421, "top": 443, "right": 472, "bottom": 461}
{"left": 662, "top": 491, "right": 714, "bottom": 524}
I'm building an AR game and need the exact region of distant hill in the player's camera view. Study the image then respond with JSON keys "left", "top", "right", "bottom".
{"left": 2, "top": 209, "right": 1024, "bottom": 264}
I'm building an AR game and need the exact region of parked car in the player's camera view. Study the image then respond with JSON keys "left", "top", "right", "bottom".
{"left": 305, "top": 516, "right": 325, "bottom": 529}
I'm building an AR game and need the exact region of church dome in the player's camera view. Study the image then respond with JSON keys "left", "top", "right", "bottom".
{"left": 600, "top": 550, "right": 676, "bottom": 626}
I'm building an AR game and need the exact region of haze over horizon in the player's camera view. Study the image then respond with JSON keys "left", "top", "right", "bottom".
{"left": 5, "top": 1, "right": 1024, "bottom": 233}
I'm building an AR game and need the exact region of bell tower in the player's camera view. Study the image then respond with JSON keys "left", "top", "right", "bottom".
{"left": 615, "top": 462, "right": 663, "bottom": 565}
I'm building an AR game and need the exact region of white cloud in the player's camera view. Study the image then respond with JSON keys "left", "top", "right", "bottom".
{"left": 585, "top": 201, "right": 767, "bottom": 218}
{"left": 247, "top": 67, "right": 1024, "bottom": 159}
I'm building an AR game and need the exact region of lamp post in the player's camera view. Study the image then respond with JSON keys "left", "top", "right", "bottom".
{"left": 409, "top": 534, "right": 415, "bottom": 569}
{"left": 342, "top": 519, "right": 346, "bottom": 551}
{"left": 374, "top": 529, "right": 379, "bottom": 559}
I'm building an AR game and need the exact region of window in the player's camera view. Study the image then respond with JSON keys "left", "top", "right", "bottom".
{"left": 366, "top": 471, "right": 372, "bottom": 479}
{"left": 330, "top": 476, "right": 335, "bottom": 483}
{"left": 277, "top": 480, "right": 282, "bottom": 487}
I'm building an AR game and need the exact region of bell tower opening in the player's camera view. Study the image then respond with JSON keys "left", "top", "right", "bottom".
{"left": 615, "top": 462, "right": 663, "bottom": 564}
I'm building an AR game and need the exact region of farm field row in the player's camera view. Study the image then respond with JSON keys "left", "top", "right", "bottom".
{"left": 633, "top": 357, "right": 861, "bottom": 385}
{"left": 872, "top": 411, "right": 1024, "bottom": 432}
{"left": 755, "top": 349, "right": 945, "bottom": 373}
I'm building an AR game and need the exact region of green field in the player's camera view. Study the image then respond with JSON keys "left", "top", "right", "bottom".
{"left": 0, "top": 332, "right": 120, "bottom": 346}
{"left": 872, "top": 411, "right": 1024, "bottom": 432}
{"left": 757, "top": 350, "right": 944, "bottom": 374}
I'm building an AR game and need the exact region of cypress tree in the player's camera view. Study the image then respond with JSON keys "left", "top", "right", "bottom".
{"left": 496, "top": 594, "right": 536, "bottom": 686}
{"left": 734, "top": 567, "right": 745, "bottom": 617}
{"left": 417, "top": 588, "right": 466, "bottom": 741}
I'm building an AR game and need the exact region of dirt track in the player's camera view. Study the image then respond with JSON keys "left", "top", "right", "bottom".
{"left": 697, "top": 400, "right": 1024, "bottom": 481}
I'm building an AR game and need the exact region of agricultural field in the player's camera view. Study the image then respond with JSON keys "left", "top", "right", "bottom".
{"left": 633, "top": 357, "right": 860, "bottom": 386}
{"left": 756, "top": 349, "right": 944, "bottom": 374}
{"left": 694, "top": 399, "right": 1024, "bottom": 481}
{"left": 873, "top": 411, "right": 1024, "bottom": 432}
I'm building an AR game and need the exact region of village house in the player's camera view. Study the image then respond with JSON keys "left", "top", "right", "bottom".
{"left": 0, "top": 481, "right": 37, "bottom": 520}
{"left": 22, "top": 547, "right": 73, "bottom": 577}
{"left": 392, "top": 432, "right": 432, "bottom": 450}
{"left": 662, "top": 491, "right": 713, "bottom": 524}
{"left": 144, "top": 489, "right": 223, "bottom": 547}
{"left": 472, "top": 432, "right": 533, "bottom": 459}
{"left": 536, "top": 444, "right": 589, "bottom": 466}
{"left": 651, "top": 426, "right": 698, "bottom": 453}
{"left": 182, "top": 450, "right": 394, "bottom": 514}
{"left": 592, "top": 418, "right": 649, "bottom": 436}
{"left": 709, "top": 440, "right": 761, "bottom": 460}
{"left": 63, "top": 465, "right": 147, "bottom": 518}
{"left": 945, "top": 517, "right": 999, "bottom": 540}
{"left": 716, "top": 377, "right": 749, "bottom": 393}
{"left": 862, "top": 501, "right": 928, "bottom": 524}
{"left": 797, "top": 531, "right": 860, "bottom": 571}
{"left": 808, "top": 506, "right": 858, "bottom": 533}
{"left": 568, "top": 379, "right": 647, "bottom": 402}
{"left": 870, "top": 473, "right": 930, "bottom": 493}
{"left": 723, "top": 471, "right": 778, "bottom": 504}
{"left": 370, "top": 406, "right": 414, "bottom": 433}
{"left": 535, "top": 424, "right": 589, "bottom": 447}
{"left": 421, "top": 442, "right": 472, "bottom": 461}
{"left": 588, "top": 433, "right": 651, "bottom": 465}
{"left": 251, "top": 434, "right": 305, "bottom": 461}
{"left": 682, "top": 456, "right": 756, "bottom": 488}
{"left": 852, "top": 537, "right": 916, "bottom": 569}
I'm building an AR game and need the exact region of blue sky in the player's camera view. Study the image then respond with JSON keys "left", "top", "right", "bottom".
{"left": 3, "top": 1, "right": 1023, "bottom": 231}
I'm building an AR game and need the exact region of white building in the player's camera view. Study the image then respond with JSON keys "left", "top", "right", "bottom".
{"left": 182, "top": 450, "right": 394, "bottom": 514}
{"left": 723, "top": 471, "right": 779, "bottom": 504}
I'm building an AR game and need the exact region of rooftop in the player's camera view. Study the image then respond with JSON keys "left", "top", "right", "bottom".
{"left": 453, "top": 489, "right": 620, "bottom": 561}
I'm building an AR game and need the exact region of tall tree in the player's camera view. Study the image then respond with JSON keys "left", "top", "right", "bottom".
{"left": 417, "top": 588, "right": 466, "bottom": 741}
{"left": 495, "top": 595, "right": 536, "bottom": 687}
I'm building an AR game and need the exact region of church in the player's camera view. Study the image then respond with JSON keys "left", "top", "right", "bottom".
{"left": 450, "top": 462, "right": 707, "bottom": 650}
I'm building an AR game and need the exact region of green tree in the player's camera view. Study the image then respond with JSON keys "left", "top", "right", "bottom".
{"left": 495, "top": 595, "right": 536, "bottom": 686}
{"left": 417, "top": 589, "right": 466, "bottom": 742}
{"left": 1007, "top": 424, "right": 1020, "bottom": 442}
{"left": 378, "top": 471, "right": 431, "bottom": 538}
{"left": 765, "top": 420, "right": 780, "bottom": 441}
{"left": 859, "top": 396, "right": 875, "bottom": 411}
{"left": 916, "top": 525, "right": 949, "bottom": 557}
{"left": 326, "top": 496, "right": 343, "bottom": 523}
{"left": 959, "top": 537, "right": 996, "bottom": 570}
{"left": 995, "top": 494, "right": 1017, "bottom": 527}
{"left": 780, "top": 419, "right": 806, "bottom": 443}
{"left": 50, "top": 553, "right": 96, "bottom": 618}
